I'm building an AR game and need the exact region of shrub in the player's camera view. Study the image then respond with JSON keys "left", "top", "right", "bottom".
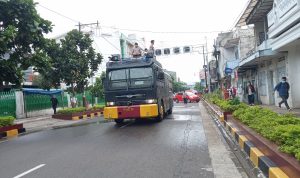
{"left": 92, "top": 104, "right": 105, "bottom": 110}
{"left": 57, "top": 107, "right": 86, "bottom": 114}
{"left": 233, "top": 106, "right": 300, "bottom": 161}
{"left": 0, "top": 116, "right": 15, "bottom": 127}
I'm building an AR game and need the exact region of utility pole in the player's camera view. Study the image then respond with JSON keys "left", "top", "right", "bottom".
{"left": 202, "top": 46, "right": 208, "bottom": 89}
{"left": 76, "top": 21, "right": 99, "bottom": 33}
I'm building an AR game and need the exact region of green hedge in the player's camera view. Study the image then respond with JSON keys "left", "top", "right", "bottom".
{"left": 57, "top": 105, "right": 105, "bottom": 115}
{"left": 204, "top": 92, "right": 245, "bottom": 112}
{"left": 233, "top": 106, "right": 300, "bottom": 161}
{"left": 0, "top": 116, "right": 15, "bottom": 127}
{"left": 92, "top": 104, "right": 105, "bottom": 110}
{"left": 57, "top": 107, "right": 86, "bottom": 114}
{"left": 205, "top": 92, "right": 300, "bottom": 161}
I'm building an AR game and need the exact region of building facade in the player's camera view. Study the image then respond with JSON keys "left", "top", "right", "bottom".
{"left": 268, "top": 0, "right": 300, "bottom": 108}
{"left": 213, "top": 27, "right": 255, "bottom": 100}
{"left": 234, "top": 0, "right": 300, "bottom": 108}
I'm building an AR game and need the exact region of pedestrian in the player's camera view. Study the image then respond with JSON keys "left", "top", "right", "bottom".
{"left": 148, "top": 40, "right": 155, "bottom": 57}
{"left": 183, "top": 92, "right": 188, "bottom": 104}
{"left": 131, "top": 42, "right": 143, "bottom": 58}
{"left": 246, "top": 81, "right": 255, "bottom": 106}
{"left": 274, "top": 77, "right": 291, "bottom": 111}
{"left": 50, "top": 95, "right": 58, "bottom": 114}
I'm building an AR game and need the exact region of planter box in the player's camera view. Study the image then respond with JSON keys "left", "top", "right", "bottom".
{"left": 0, "top": 123, "right": 26, "bottom": 139}
{"left": 52, "top": 108, "right": 103, "bottom": 120}
{"left": 203, "top": 100, "right": 299, "bottom": 177}
{"left": 223, "top": 111, "right": 232, "bottom": 121}
{"left": 227, "top": 115, "right": 300, "bottom": 178}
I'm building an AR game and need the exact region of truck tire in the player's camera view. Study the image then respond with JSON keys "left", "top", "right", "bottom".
{"left": 168, "top": 107, "right": 173, "bottom": 115}
{"left": 155, "top": 102, "right": 164, "bottom": 122}
{"left": 115, "top": 119, "right": 124, "bottom": 124}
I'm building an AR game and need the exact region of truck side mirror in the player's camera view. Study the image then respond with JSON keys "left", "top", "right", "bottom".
{"left": 158, "top": 72, "right": 165, "bottom": 80}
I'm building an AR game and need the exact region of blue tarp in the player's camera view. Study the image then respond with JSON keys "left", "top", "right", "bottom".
{"left": 23, "top": 88, "right": 63, "bottom": 95}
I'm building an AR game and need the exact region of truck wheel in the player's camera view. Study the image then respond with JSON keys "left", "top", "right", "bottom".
{"left": 168, "top": 107, "right": 173, "bottom": 114}
{"left": 115, "top": 119, "right": 124, "bottom": 124}
{"left": 155, "top": 103, "right": 164, "bottom": 122}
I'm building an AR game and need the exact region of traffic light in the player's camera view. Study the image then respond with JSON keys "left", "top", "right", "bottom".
{"left": 183, "top": 46, "right": 191, "bottom": 53}
{"left": 173, "top": 47, "right": 180, "bottom": 54}
{"left": 155, "top": 49, "right": 162, "bottom": 56}
{"left": 164, "top": 48, "right": 170, "bottom": 55}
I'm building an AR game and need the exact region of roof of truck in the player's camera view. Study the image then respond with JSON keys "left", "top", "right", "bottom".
{"left": 106, "top": 57, "right": 162, "bottom": 70}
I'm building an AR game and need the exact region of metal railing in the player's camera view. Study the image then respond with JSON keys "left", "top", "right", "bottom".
{"left": 0, "top": 91, "right": 16, "bottom": 117}
{"left": 25, "top": 93, "right": 68, "bottom": 112}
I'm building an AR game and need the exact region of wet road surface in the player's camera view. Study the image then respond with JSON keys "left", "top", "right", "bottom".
{"left": 0, "top": 103, "right": 245, "bottom": 178}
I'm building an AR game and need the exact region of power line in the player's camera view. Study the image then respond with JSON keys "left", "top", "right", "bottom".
{"left": 37, "top": 4, "right": 79, "bottom": 23}
{"left": 100, "top": 36, "right": 121, "bottom": 52}
{"left": 101, "top": 26, "right": 223, "bottom": 34}
{"left": 37, "top": 4, "right": 223, "bottom": 35}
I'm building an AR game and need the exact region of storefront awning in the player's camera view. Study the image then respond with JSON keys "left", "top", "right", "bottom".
{"left": 23, "top": 88, "right": 63, "bottom": 95}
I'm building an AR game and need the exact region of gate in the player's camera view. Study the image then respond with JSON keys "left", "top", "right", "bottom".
{"left": 0, "top": 91, "right": 16, "bottom": 117}
{"left": 24, "top": 92, "right": 68, "bottom": 117}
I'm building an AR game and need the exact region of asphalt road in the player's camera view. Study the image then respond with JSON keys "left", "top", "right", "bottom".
{"left": 0, "top": 103, "right": 245, "bottom": 178}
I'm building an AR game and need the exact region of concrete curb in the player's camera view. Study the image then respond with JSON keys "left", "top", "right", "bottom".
{"left": 0, "top": 128, "right": 26, "bottom": 139}
{"left": 71, "top": 112, "right": 103, "bottom": 120}
{"left": 202, "top": 99, "right": 290, "bottom": 178}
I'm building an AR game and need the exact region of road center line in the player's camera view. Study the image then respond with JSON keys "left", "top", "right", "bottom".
{"left": 13, "top": 164, "right": 46, "bottom": 178}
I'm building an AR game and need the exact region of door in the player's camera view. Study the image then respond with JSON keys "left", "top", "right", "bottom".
{"left": 268, "top": 71, "right": 275, "bottom": 105}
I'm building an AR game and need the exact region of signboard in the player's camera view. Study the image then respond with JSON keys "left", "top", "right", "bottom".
{"left": 275, "top": 0, "right": 298, "bottom": 19}
{"left": 225, "top": 68, "right": 233, "bottom": 75}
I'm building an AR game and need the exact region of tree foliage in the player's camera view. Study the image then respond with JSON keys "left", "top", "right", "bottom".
{"left": 194, "top": 82, "right": 204, "bottom": 92}
{"left": 89, "top": 72, "right": 105, "bottom": 99}
{"left": 172, "top": 80, "right": 188, "bottom": 93}
{"left": 0, "top": 0, "right": 52, "bottom": 87}
{"left": 44, "top": 30, "right": 103, "bottom": 95}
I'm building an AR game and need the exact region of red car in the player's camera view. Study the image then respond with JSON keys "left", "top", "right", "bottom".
{"left": 173, "top": 92, "right": 200, "bottom": 103}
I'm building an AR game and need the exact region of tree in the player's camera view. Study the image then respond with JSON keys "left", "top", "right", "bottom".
{"left": 194, "top": 82, "right": 204, "bottom": 92}
{"left": 172, "top": 80, "right": 188, "bottom": 93}
{"left": 52, "top": 30, "right": 103, "bottom": 96}
{"left": 0, "top": 0, "right": 52, "bottom": 87}
{"left": 89, "top": 72, "right": 105, "bottom": 99}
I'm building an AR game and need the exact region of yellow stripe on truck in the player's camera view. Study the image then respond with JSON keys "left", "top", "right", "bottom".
{"left": 140, "top": 104, "right": 158, "bottom": 118}
{"left": 104, "top": 107, "right": 118, "bottom": 119}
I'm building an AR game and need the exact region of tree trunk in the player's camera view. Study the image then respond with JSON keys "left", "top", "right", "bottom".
{"left": 70, "top": 83, "right": 76, "bottom": 108}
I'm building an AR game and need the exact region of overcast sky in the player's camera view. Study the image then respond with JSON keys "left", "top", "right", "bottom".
{"left": 35, "top": 0, "right": 249, "bottom": 84}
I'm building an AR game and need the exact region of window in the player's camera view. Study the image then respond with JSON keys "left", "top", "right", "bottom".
{"left": 129, "top": 68, "right": 153, "bottom": 88}
{"left": 109, "top": 69, "right": 127, "bottom": 90}
{"left": 108, "top": 68, "right": 153, "bottom": 90}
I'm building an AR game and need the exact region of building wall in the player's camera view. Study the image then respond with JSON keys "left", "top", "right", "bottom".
{"left": 256, "top": 58, "right": 287, "bottom": 106}
{"left": 288, "top": 44, "right": 300, "bottom": 108}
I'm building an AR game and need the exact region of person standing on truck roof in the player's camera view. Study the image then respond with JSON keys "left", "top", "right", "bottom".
{"left": 148, "top": 40, "right": 155, "bottom": 57}
{"left": 131, "top": 42, "right": 143, "bottom": 58}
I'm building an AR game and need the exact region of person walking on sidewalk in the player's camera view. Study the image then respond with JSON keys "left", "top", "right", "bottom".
{"left": 274, "top": 77, "right": 291, "bottom": 111}
{"left": 246, "top": 81, "right": 255, "bottom": 106}
{"left": 50, "top": 95, "right": 58, "bottom": 114}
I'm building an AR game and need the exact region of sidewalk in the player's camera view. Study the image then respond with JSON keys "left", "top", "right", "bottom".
{"left": 14, "top": 114, "right": 105, "bottom": 133}
{"left": 260, "top": 105, "right": 300, "bottom": 117}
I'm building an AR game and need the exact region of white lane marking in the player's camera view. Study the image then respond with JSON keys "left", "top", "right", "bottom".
{"left": 13, "top": 164, "right": 46, "bottom": 178}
